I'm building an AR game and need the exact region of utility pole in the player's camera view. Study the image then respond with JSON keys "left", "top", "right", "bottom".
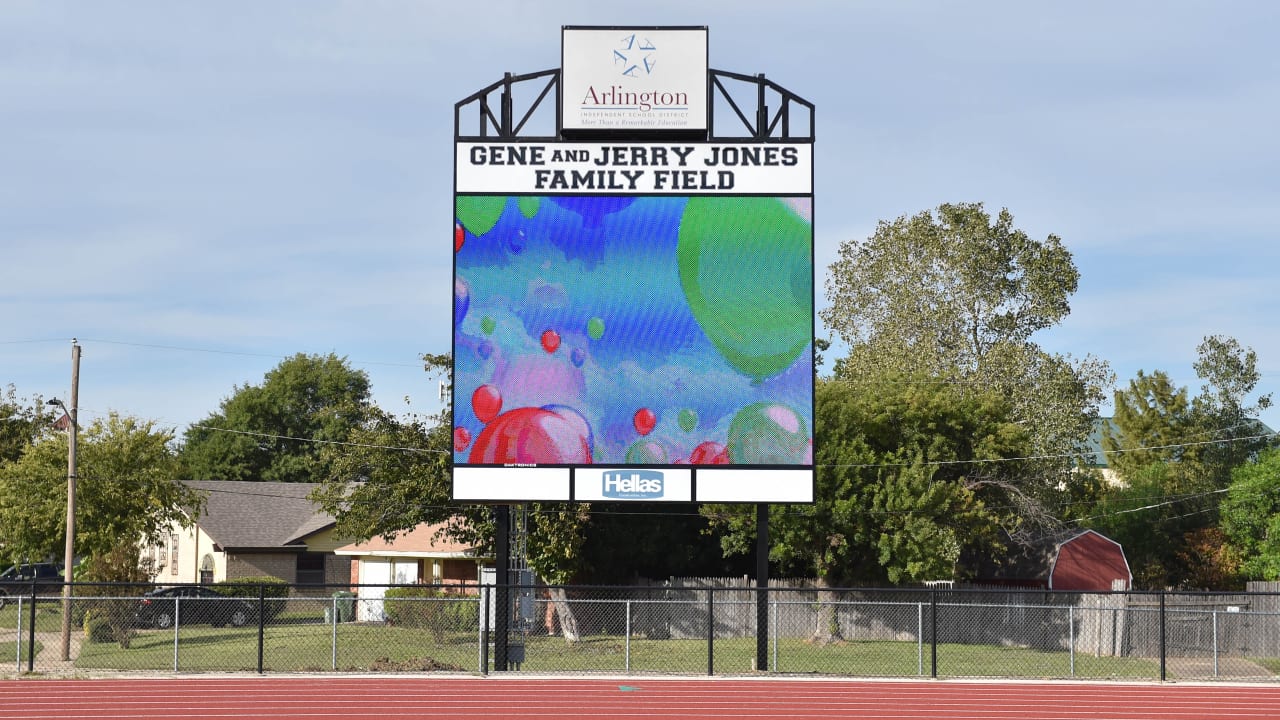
{"left": 59, "top": 338, "right": 81, "bottom": 662}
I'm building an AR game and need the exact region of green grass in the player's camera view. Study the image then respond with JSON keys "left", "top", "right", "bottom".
{"left": 11, "top": 597, "right": 1277, "bottom": 680}
{"left": 75, "top": 622, "right": 481, "bottom": 673}
{"left": 0, "top": 602, "right": 63, "bottom": 632}
{"left": 1, "top": 639, "right": 42, "bottom": 666}
{"left": 1253, "top": 657, "right": 1280, "bottom": 674}
{"left": 71, "top": 622, "right": 1187, "bottom": 679}
{"left": 517, "top": 636, "right": 1164, "bottom": 679}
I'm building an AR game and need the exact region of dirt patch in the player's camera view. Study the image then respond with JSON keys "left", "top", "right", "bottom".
{"left": 360, "top": 656, "right": 466, "bottom": 672}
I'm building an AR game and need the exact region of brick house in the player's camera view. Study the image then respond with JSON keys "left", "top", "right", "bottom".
{"left": 334, "top": 520, "right": 490, "bottom": 621}
{"left": 145, "top": 480, "right": 350, "bottom": 589}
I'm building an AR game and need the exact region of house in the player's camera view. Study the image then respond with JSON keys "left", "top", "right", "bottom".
{"left": 145, "top": 480, "right": 350, "bottom": 589}
{"left": 145, "top": 481, "right": 489, "bottom": 604}
{"left": 1082, "top": 416, "right": 1275, "bottom": 488}
{"left": 334, "top": 520, "right": 490, "bottom": 621}
{"left": 1081, "top": 417, "right": 1123, "bottom": 487}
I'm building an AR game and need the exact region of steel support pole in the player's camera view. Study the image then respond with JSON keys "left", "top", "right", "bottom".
{"left": 755, "top": 503, "right": 769, "bottom": 673}
{"left": 494, "top": 505, "right": 510, "bottom": 671}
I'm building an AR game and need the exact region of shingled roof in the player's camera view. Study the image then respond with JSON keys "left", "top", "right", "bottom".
{"left": 186, "top": 480, "right": 335, "bottom": 551}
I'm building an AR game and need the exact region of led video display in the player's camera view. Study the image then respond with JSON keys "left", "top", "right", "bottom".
{"left": 452, "top": 194, "right": 813, "bottom": 471}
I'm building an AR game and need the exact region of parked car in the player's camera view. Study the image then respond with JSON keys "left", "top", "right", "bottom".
{"left": 135, "top": 586, "right": 254, "bottom": 629}
{"left": 0, "top": 563, "right": 63, "bottom": 608}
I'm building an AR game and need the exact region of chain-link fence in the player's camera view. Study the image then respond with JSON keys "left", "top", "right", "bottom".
{"left": 4, "top": 582, "right": 1279, "bottom": 681}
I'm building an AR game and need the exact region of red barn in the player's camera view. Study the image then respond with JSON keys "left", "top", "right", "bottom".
{"left": 1048, "top": 530, "right": 1132, "bottom": 591}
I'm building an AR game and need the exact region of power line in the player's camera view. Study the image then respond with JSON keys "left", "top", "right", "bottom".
{"left": 178, "top": 419, "right": 1276, "bottom": 471}
{"left": 186, "top": 423, "right": 450, "bottom": 455}
{"left": 75, "top": 337, "right": 424, "bottom": 368}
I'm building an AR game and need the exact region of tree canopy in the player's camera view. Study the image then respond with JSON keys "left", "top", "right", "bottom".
{"left": 820, "top": 202, "right": 1110, "bottom": 541}
{"left": 1221, "top": 449, "right": 1280, "bottom": 581}
{"left": 0, "top": 384, "right": 55, "bottom": 466}
{"left": 1092, "top": 336, "right": 1275, "bottom": 588}
{"left": 0, "top": 413, "right": 200, "bottom": 568}
{"left": 706, "top": 374, "right": 1033, "bottom": 589}
{"left": 179, "top": 353, "right": 375, "bottom": 483}
{"left": 823, "top": 203, "right": 1078, "bottom": 365}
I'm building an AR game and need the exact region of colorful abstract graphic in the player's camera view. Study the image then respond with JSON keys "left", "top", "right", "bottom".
{"left": 453, "top": 195, "right": 813, "bottom": 467}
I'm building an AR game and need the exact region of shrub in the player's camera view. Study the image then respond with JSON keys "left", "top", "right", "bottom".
{"left": 83, "top": 614, "right": 114, "bottom": 644}
{"left": 213, "top": 577, "right": 289, "bottom": 622}
{"left": 82, "top": 609, "right": 134, "bottom": 647}
{"left": 384, "top": 587, "right": 477, "bottom": 642}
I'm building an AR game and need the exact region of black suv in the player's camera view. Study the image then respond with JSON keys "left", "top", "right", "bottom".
{"left": 0, "top": 563, "right": 64, "bottom": 608}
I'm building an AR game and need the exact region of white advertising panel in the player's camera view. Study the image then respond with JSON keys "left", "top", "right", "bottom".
{"left": 562, "top": 27, "right": 708, "bottom": 132}
{"left": 574, "top": 467, "right": 693, "bottom": 502}
{"left": 453, "top": 467, "right": 571, "bottom": 501}
{"left": 695, "top": 469, "right": 814, "bottom": 503}
{"left": 456, "top": 143, "right": 811, "bottom": 195}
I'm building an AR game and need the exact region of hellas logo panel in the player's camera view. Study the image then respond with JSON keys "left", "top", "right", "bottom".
{"left": 602, "top": 470, "right": 665, "bottom": 500}
{"left": 574, "top": 468, "right": 693, "bottom": 502}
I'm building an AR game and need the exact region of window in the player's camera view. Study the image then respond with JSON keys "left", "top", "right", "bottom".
{"left": 296, "top": 553, "right": 326, "bottom": 585}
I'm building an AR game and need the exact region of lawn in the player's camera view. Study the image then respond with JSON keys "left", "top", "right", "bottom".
{"left": 0, "top": 600, "right": 63, "bottom": 633}
{"left": 71, "top": 621, "right": 1177, "bottom": 680}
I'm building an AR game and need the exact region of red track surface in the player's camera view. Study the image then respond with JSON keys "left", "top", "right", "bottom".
{"left": 3, "top": 677, "right": 1279, "bottom": 720}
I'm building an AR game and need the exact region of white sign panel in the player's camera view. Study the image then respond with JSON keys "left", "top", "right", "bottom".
{"left": 453, "top": 467, "right": 570, "bottom": 501}
{"left": 562, "top": 27, "right": 708, "bottom": 132}
{"left": 456, "top": 143, "right": 811, "bottom": 195}
{"left": 696, "top": 469, "right": 814, "bottom": 503}
{"left": 574, "top": 467, "right": 693, "bottom": 502}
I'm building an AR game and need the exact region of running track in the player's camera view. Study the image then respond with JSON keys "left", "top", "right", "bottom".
{"left": 3, "top": 677, "right": 1279, "bottom": 719}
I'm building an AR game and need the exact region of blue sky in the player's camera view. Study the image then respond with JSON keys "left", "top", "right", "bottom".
{"left": 3, "top": 1, "right": 1278, "bottom": 438}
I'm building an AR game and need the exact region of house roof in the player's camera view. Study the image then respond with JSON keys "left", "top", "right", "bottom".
{"left": 334, "top": 520, "right": 485, "bottom": 559}
{"left": 1081, "top": 418, "right": 1117, "bottom": 468}
{"left": 1083, "top": 416, "right": 1275, "bottom": 469}
{"left": 187, "top": 480, "right": 335, "bottom": 551}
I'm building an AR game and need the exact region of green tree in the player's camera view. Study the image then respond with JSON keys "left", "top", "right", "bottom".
{"left": 179, "top": 353, "right": 375, "bottom": 483}
{"left": 1192, "top": 335, "right": 1275, "bottom": 486}
{"left": 1221, "top": 448, "right": 1280, "bottom": 581}
{"left": 1083, "top": 462, "right": 1221, "bottom": 589}
{"left": 821, "top": 203, "right": 1111, "bottom": 531}
{"left": 1094, "top": 337, "right": 1273, "bottom": 588}
{"left": 0, "top": 413, "right": 201, "bottom": 569}
{"left": 0, "top": 384, "right": 55, "bottom": 465}
{"left": 310, "top": 407, "right": 456, "bottom": 539}
{"left": 706, "top": 375, "right": 1030, "bottom": 640}
{"left": 1103, "top": 370, "right": 1202, "bottom": 480}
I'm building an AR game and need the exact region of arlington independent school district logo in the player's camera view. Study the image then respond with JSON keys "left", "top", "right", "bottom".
{"left": 612, "top": 33, "right": 658, "bottom": 78}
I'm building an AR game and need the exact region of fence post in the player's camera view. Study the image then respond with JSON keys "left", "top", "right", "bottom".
{"left": 917, "top": 602, "right": 924, "bottom": 676}
{"left": 26, "top": 583, "right": 36, "bottom": 672}
{"left": 1069, "top": 606, "right": 1075, "bottom": 677}
{"left": 331, "top": 595, "right": 338, "bottom": 671}
{"left": 706, "top": 587, "right": 714, "bottom": 676}
{"left": 1158, "top": 592, "right": 1167, "bottom": 682}
{"left": 625, "top": 600, "right": 632, "bottom": 673}
{"left": 1212, "top": 609, "right": 1219, "bottom": 678}
{"left": 476, "top": 586, "right": 483, "bottom": 676}
{"left": 257, "top": 584, "right": 266, "bottom": 674}
{"left": 173, "top": 596, "right": 180, "bottom": 672}
{"left": 15, "top": 596, "right": 22, "bottom": 672}
{"left": 771, "top": 596, "right": 778, "bottom": 672}
{"left": 930, "top": 587, "right": 938, "bottom": 679}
